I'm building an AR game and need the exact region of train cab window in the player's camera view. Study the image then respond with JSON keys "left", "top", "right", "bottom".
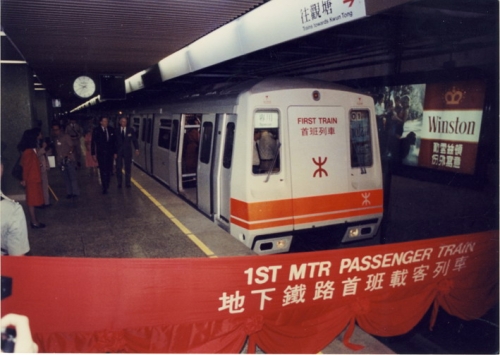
{"left": 253, "top": 111, "right": 280, "bottom": 175}
{"left": 349, "top": 109, "right": 373, "bottom": 168}
{"left": 158, "top": 119, "right": 172, "bottom": 149}
{"left": 223, "top": 122, "right": 235, "bottom": 169}
{"left": 199, "top": 122, "right": 213, "bottom": 164}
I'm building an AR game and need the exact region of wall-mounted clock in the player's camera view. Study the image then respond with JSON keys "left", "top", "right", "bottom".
{"left": 73, "top": 75, "right": 96, "bottom": 98}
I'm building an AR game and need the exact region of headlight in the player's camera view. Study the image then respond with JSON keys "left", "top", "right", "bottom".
{"left": 276, "top": 240, "right": 287, "bottom": 249}
{"left": 349, "top": 228, "right": 360, "bottom": 238}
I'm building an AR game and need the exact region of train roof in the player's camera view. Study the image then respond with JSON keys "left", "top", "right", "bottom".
{"left": 218, "top": 77, "right": 363, "bottom": 96}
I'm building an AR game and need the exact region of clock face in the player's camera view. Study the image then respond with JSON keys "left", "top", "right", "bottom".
{"left": 73, "top": 76, "right": 96, "bottom": 98}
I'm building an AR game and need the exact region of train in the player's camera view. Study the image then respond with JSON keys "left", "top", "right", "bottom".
{"left": 104, "top": 77, "right": 384, "bottom": 254}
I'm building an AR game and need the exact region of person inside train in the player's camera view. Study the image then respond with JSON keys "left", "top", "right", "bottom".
{"left": 252, "top": 130, "right": 262, "bottom": 174}
{"left": 258, "top": 129, "right": 278, "bottom": 172}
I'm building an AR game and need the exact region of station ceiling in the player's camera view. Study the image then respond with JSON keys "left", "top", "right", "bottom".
{"left": 1, "top": 0, "right": 498, "bottom": 112}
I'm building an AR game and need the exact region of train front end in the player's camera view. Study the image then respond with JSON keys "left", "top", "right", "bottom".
{"left": 229, "top": 79, "right": 384, "bottom": 254}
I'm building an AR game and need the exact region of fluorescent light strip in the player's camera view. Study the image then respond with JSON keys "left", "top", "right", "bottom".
{"left": 1, "top": 60, "right": 27, "bottom": 64}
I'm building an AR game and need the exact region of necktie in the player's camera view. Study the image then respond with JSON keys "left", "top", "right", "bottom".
{"left": 105, "top": 128, "right": 109, "bottom": 142}
{"left": 122, "top": 128, "right": 125, "bottom": 139}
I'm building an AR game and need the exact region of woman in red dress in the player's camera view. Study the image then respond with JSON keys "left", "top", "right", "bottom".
{"left": 18, "top": 129, "right": 45, "bottom": 228}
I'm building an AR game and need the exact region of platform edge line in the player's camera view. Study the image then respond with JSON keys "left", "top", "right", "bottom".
{"left": 131, "top": 177, "right": 217, "bottom": 258}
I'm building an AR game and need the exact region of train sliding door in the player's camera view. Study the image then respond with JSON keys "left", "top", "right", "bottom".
{"left": 212, "top": 114, "right": 236, "bottom": 228}
{"left": 168, "top": 116, "right": 180, "bottom": 193}
{"left": 153, "top": 117, "right": 172, "bottom": 185}
{"left": 177, "top": 114, "right": 201, "bottom": 203}
{"left": 141, "top": 114, "right": 154, "bottom": 174}
{"left": 196, "top": 114, "right": 216, "bottom": 215}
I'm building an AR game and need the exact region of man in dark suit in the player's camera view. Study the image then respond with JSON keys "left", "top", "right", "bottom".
{"left": 91, "top": 117, "right": 116, "bottom": 194}
{"left": 115, "top": 117, "right": 139, "bottom": 188}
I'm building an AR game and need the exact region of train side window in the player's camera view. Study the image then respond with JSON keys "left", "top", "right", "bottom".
{"left": 253, "top": 111, "right": 280, "bottom": 175}
{"left": 349, "top": 109, "right": 373, "bottom": 168}
{"left": 223, "top": 122, "right": 235, "bottom": 169}
{"left": 170, "top": 120, "right": 179, "bottom": 152}
{"left": 199, "top": 122, "right": 213, "bottom": 164}
{"left": 158, "top": 119, "right": 171, "bottom": 149}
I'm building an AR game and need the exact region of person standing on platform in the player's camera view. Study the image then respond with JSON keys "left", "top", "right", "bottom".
{"left": 17, "top": 129, "right": 45, "bottom": 228}
{"left": 1, "top": 159, "right": 30, "bottom": 255}
{"left": 34, "top": 128, "right": 51, "bottom": 207}
{"left": 52, "top": 123, "right": 80, "bottom": 199}
{"left": 65, "top": 118, "right": 83, "bottom": 167}
{"left": 91, "top": 117, "right": 116, "bottom": 194}
{"left": 115, "top": 117, "right": 139, "bottom": 188}
{"left": 84, "top": 128, "right": 98, "bottom": 176}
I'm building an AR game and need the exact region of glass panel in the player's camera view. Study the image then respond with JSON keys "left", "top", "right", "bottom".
{"left": 170, "top": 120, "right": 179, "bottom": 152}
{"left": 223, "top": 122, "right": 235, "bottom": 169}
{"left": 350, "top": 109, "right": 373, "bottom": 167}
{"left": 158, "top": 128, "right": 171, "bottom": 149}
{"left": 199, "top": 122, "right": 213, "bottom": 164}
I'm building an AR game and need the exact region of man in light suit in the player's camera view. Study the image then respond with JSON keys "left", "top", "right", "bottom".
{"left": 115, "top": 117, "right": 139, "bottom": 188}
{"left": 91, "top": 117, "right": 116, "bottom": 194}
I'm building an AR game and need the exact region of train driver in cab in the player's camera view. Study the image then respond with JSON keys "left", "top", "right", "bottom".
{"left": 252, "top": 130, "right": 262, "bottom": 174}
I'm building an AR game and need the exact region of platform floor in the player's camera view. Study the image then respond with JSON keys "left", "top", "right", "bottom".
{"left": 18, "top": 164, "right": 254, "bottom": 258}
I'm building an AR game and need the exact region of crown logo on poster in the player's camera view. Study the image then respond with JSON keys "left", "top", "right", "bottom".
{"left": 445, "top": 86, "right": 464, "bottom": 105}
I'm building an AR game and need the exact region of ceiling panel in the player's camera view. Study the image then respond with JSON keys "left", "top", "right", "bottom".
{"left": 1, "top": 0, "right": 266, "bottom": 108}
{"left": 1, "top": 0, "right": 498, "bottom": 112}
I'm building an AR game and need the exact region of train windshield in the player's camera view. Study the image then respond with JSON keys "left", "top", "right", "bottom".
{"left": 252, "top": 111, "right": 280, "bottom": 175}
{"left": 349, "top": 109, "right": 373, "bottom": 171}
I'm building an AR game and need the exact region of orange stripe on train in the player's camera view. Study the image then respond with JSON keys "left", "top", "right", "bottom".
{"left": 231, "top": 206, "right": 383, "bottom": 230}
{"left": 230, "top": 189, "right": 383, "bottom": 223}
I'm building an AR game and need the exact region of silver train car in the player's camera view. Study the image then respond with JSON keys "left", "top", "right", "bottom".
{"left": 122, "top": 77, "right": 383, "bottom": 254}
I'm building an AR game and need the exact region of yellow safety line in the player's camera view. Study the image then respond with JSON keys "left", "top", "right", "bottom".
{"left": 131, "top": 177, "right": 217, "bottom": 258}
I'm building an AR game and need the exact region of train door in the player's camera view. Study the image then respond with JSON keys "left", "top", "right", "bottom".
{"left": 287, "top": 106, "right": 349, "bottom": 228}
{"left": 212, "top": 114, "right": 236, "bottom": 227}
{"left": 197, "top": 114, "right": 216, "bottom": 215}
{"left": 168, "top": 116, "right": 180, "bottom": 192}
{"left": 141, "top": 114, "right": 154, "bottom": 174}
{"left": 177, "top": 114, "right": 201, "bottom": 203}
{"left": 133, "top": 117, "right": 145, "bottom": 169}
{"left": 153, "top": 117, "right": 171, "bottom": 185}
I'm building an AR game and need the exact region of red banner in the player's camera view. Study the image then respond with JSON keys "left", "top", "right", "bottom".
{"left": 1, "top": 231, "right": 498, "bottom": 353}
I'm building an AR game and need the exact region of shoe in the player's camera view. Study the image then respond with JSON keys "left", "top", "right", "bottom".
{"left": 31, "top": 222, "right": 46, "bottom": 229}
{"left": 126, "top": 184, "right": 131, "bottom": 188}
{"left": 66, "top": 194, "right": 73, "bottom": 199}
{"left": 102, "top": 189, "right": 108, "bottom": 195}
{"left": 117, "top": 184, "right": 122, "bottom": 188}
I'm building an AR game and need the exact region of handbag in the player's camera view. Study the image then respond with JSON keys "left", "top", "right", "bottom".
{"left": 11, "top": 155, "right": 23, "bottom": 180}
